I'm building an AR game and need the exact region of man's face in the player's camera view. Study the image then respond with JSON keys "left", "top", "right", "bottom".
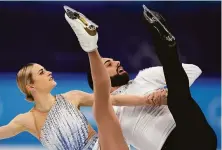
{"left": 102, "top": 58, "right": 130, "bottom": 87}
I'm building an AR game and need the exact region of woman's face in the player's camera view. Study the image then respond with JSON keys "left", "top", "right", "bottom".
{"left": 28, "top": 64, "right": 57, "bottom": 93}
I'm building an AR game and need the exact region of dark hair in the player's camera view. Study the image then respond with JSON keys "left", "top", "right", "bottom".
{"left": 87, "top": 68, "right": 130, "bottom": 91}
{"left": 87, "top": 70, "right": 94, "bottom": 90}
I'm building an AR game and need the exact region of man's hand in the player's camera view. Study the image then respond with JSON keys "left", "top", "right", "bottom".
{"left": 64, "top": 5, "right": 99, "bottom": 52}
{"left": 145, "top": 89, "right": 168, "bottom": 106}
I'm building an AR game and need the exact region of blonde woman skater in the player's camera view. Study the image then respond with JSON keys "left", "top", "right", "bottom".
{"left": 0, "top": 6, "right": 167, "bottom": 150}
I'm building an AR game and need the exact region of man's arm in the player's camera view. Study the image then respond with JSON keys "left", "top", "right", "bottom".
{"left": 135, "top": 63, "right": 202, "bottom": 88}
{"left": 111, "top": 89, "right": 167, "bottom": 106}
{"left": 65, "top": 90, "right": 168, "bottom": 107}
{"left": 0, "top": 114, "right": 26, "bottom": 140}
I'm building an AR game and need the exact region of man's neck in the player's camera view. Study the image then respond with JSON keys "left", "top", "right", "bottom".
{"left": 111, "top": 84, "right": 128, "bottom": 93}
{"left": 110, "top": 86, "right": 119, "bottom": 93}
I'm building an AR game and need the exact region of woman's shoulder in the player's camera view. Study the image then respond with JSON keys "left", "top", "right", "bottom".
{"left": 11, "top": 111, "right": 34, "bottom": 129}
{"left": 60, "top": 90, "right": 87, "bottom": 108}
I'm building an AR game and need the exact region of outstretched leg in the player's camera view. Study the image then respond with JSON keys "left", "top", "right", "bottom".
{"left": 88, "top": 51, "right": 128, "bottom": 150}
{"left": 142, "top": 5, "right": 217, "bottom": 150}
{"left": 64, "top": 6, "right": 128, "bottom": 150}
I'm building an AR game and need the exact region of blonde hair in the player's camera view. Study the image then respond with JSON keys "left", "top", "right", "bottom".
{"left": 16, "top": 63, "right": 35, "bottom": 102}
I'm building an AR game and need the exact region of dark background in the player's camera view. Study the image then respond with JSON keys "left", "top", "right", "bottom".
{"left": 0, "top": 1, "right": 220, "bottom": 76}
